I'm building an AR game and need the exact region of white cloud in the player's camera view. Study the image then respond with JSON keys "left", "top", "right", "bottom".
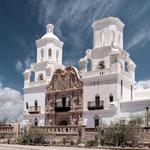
{"left": 0, "top": 83, "right": 23, "bottom": 121}
{"left": 136, "top": 80, "right": 150, "bottom": 89}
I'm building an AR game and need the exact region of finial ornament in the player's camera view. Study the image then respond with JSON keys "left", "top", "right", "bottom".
{"left": 46, "top": 24, "right": 54, "bottom": 33}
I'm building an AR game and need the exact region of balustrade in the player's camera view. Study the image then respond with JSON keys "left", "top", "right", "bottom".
{"left": 32, "top": 125, "right": 78, "bottom": 135}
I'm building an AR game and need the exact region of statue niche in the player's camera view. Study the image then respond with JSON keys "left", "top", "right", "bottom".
{"left": 97, "top": 61, "right": 105, "bottom": 70}
{"left": 38, "top": 73, "right": 44, "bottom": 81}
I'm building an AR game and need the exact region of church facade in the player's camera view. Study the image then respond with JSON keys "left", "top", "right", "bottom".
{"left": 23, "top": 17, "right": 150, "bottom": 128}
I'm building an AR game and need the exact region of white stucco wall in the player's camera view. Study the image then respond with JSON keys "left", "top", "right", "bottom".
{"left": 83, "top": 81, "right": 118, "bottom": 111}
{"left": 24, "top": 92, "right": 45, "bottom": 114}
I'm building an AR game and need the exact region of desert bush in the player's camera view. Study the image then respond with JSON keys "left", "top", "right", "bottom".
{"left": 19, "top": 128, "right": 47, "bottom": 145}
{"left": 85, "top": 140, "right": 97, "bottom": 147}
{"left": 70, "top": 140, "right": 74, "bottom": 145}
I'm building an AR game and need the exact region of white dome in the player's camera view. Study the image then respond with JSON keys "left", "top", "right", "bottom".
{"left": 41, "top": 32, "right": 59, "bottom": 40}
{"left": 41, "top": 23, "right": 59, "bottom": 41}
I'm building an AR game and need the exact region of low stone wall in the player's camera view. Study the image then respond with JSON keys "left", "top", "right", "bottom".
{"left": 140, "top": 132, "right": 150, "bottom": 143}
{"left": 30, "top": 125, "right": 79, "bottom": 144}
{"left": 0, "top": 125, "right": 18, "bottom": 143}
{"left": 29, "top": 126, "right": 150, "bottom": 146}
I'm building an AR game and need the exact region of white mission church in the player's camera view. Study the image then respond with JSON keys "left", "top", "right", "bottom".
{"left": 23, "top": 17, "right": 150, "bottom": 128}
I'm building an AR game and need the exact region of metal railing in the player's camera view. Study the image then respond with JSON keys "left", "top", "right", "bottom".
{"left": 88, "top": 101, "right": 104, "bottom": 110}
{"left": 28, "top": 106, "right": 41, "bottom": 114}
{"left": 55, "top": 101, "right": 71, "bottom": 112}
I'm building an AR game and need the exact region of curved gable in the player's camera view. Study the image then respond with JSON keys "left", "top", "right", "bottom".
{"left": 47, "top": 66, "right": 83, "bottom": 92}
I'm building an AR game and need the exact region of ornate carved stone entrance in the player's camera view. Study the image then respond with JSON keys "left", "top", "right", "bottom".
{"left": 45, "top": 66, "right": 83, "bottom": 126}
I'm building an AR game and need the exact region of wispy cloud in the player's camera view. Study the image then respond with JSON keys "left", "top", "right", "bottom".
{"left": 124, "top": 3, "right": 150, "bottom": 51}
{"left": 32, "top": 0, "right": 150, "bottom": 66}
{"left": 36, "top": 0, "right": 123, "bottom": 65}
{"left": 15, "top": 53, "right": 35, "bottom": 72}
{"left": 126, "top": 28, "right": 150, "bottom": 51}
{"left": 38, "top": 0, "right": 122, "bottom": 26}
{"left": 127, "top": 3, "right": 150, "bottom": 22}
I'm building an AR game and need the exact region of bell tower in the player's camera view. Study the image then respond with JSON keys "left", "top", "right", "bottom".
{"left": 23, "top": 23, "right": 64, "bottom": 127}
{"left": 92, "top": 17, "right": 124, "bottom": 49}
{"left": 80, "top": 17, "right": 136, "bottom": 122}
{"left": 36, "top": 23, "right": 63, "bottom": 64}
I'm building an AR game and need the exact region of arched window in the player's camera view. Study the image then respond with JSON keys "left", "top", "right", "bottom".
{"left": 30, "top": 72, "right": 35, "bottom": 82}
{"left": 118, "top": 34, "right": 121, "bottom": 46}
{"left": 48, "top": 48, "right": 52, "bottom": 57}
{"left": 41, "top": 49, "right": 44, "bottom": 59}
{"left": 109, "top": 94, "right": 113, "bottom": 102}
{"left": 56, "top": 50, "right": 59, "bottom": 60}
{"left": 34, "top": 118, "right": 38, "bottom": 126}
{"left": 121, "top": 80, "right": 123, "bottom": 99}
{"left": 26, "top": 102, "right": 28, "bottom": 109}
{"left": 35, "top": 100, "right": 38, "bottom": 111}
{"left": 62, "top": 97, "right": 67, "bottom": 107}
{"left": 101, "top": 31, "right": 105, "bottom": 46}
{"left": 109, "top": 30, "right": 115, "bottom": 46}
{"left": 131, "top": 85, "right": 133, "bottom": 100}
{"left": 111, "top": 31, "right": 115, "bottom": 46}
{"left": 95, "top": 95, "right": 100, "bottom": 107}
{"left": 38, "top": 73, "right": 44, "bottom": 80}
{"left": 125, "top": 62, "right": 128, "bottom": 72}
{"left": 87, "top": 59, "right": 92, "bottom": 71}
{"left": 94, "top": 115, "right": 99, "bottom": 128}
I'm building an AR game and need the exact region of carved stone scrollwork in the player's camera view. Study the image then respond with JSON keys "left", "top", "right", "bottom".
{"left": 47, "top": 66, "right": 83, "bottom": 92}
{"left": 45, "top": 66, "right": 83, "bottom": 125}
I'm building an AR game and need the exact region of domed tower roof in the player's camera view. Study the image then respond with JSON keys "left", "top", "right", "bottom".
{"left": 41, "top": 24, "right": 59, "bottom": 40}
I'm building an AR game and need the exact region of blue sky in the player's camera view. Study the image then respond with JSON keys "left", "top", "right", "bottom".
{"left": 0, "top": 0, "right": 150, "bottom": 120}
{"left": 0, "top": 0, "right": 150, "bottom": 92}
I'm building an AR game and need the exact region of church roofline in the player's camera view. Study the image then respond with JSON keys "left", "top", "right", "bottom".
{"left": 92, "top": 17, "right": 125, "bottom": 32}
{"left": 36, "top": 38, "right": 64, "bottom": 48}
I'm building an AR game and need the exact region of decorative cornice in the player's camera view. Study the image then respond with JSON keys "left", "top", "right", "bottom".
{"left": 24, "top": 84, "right": 47, "bottom": 94}
{"left": 36, "top": 38, "right": 63, "bottom": 48}
{"left": 92, "top": 17, "right": 124, "bottom": 32}
{"left": 47, "top": 66, "right": 83, "bottom": 93}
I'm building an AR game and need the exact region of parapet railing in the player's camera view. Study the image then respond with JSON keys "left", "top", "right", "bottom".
{"left": 31, "top": 125, "right": 79, "bottom": 135}
{"left": 28, "top": 80, "right": 46, "bottom": 87}
{"left": 83, "top": 69, "right": 111, "bottom": 77}
{"left": 0, "top": 126, "right": 14, "bottom": 134}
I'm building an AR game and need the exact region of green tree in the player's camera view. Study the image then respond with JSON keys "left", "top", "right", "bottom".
{"left": 102, "top": 115, "right": 143, "bottom": 147}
